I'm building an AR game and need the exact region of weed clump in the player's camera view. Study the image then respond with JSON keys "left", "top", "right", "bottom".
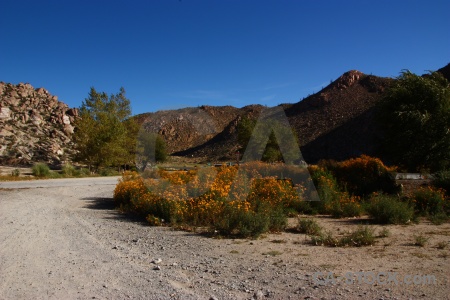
{"left": 32, "top": 163, "right": 50, "bottom": 177}
{"left": 366, "top": 194, "right": 414, "bottom": 224}
{"left": 297, "top": 218, "right": 322, "bottom": 236}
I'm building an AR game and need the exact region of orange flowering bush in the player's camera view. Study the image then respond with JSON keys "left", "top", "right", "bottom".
{"left": 309, "top": 166, "right": 362, "bottom": 217}
{"left": 113, "top": 164, "right": 310, "bottom": 237}
{"left": 113, "top": 171, "right": 148, "bottom": 208}
{"left": 319, "top": 155, "right": 399, "bottom": 197}
{"left": 412, "top": 186, "right": 449, "bottom": 217}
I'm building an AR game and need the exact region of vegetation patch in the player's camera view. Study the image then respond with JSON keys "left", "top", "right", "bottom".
{"left": 366, "top": 194, "right": 414, "bottom": 224}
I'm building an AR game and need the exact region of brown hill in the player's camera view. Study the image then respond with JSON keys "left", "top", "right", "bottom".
{"left": 135, "top": 105, "right": 244, "bottom": 154}
{"left": 166, "top": 71, "right": 393, "bottom": 163}
{"left": 0, "top": 82, "right": 78, "bottom": 166}
{"left": 288, "top": 71, "right": 393, "bottom": 163}
{"left": 2, "top": 62, "right": 448, "bottom": 166}
{"left": 138, "top": 63, "right": 449, "bottom": 164}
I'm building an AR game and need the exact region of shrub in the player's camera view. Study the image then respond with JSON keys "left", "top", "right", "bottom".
{"left": 290, "top": 200, "right": 317, "bottom": 215}
{"left": 436, "top": 241, "right": 448, "bottom": 249}
{"left": 297, "top": 218, "right": 322, "bottom": 236}
{"left": 80, "top": 168, "right": 90, "bottom": 176}
{"left": 412, "top": 186, "right": 449, "bottom": 218}
{"left": 329, "top": 198, "right": 363, "bottom": 218}
{"left": 319, "top": 155, "right": 399, "bottom": 197}
{"left": 309, "top": 166, "right": 362, "bottom": 217}
{"left": 308, "top": 167, "right": 341, "bottom": 213}
{"left": 413, "top": 234, "right": 429, "bottom": 247}
{"left": 366, "top": 194, "right": 414, "bottom": 224}
{"left": 310, "top": 226, "right": 376, "bottom": 247}
{"left": 48, "top": 171, "right": 62, "bottom": 178}
{"left": 339, "top": 226, "right": 376, "bottom": 247}
{"left": 378, "top": 228, "right": 391, "bottom": 238}
{"left": 11, "top": 169, "right": 20, "bottom": 177}
{"left": 310, "top": 231, "right": 339, "bottom": 247}
{"left": 433, "top": 170, "right": 450, "bottom": 196}
{"left": 113, "top": 166, "right": 294, "bottom": 238}
{"left": 100, "top": 168, "right": 120, "bottom": 176}
{"left": 428, "top": 212, "right": 448, "bottom": 225}
{"left": 32, "top": 163, "right": 50, "bottom": 177}
{"left": 214, "top": 205, "right": 270, "bottom": 238}
{"left": 62, "top": 163, "right": 76, "bottom": 176}
{"left": 146, "top": 214, "right": 162, "bottom": 226}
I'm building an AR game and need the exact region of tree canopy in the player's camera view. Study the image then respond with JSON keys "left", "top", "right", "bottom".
{"left": 378, "top": 71, "right": 450, "bottom": 172}
{"left": 73, "top": 87, "right": 138, "bottom": 171}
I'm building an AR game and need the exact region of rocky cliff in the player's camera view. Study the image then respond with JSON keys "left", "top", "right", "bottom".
{"left": 0, "top": 82, "right": 78, "bottom": 166}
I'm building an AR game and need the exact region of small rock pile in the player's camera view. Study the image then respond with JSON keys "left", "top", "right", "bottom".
{"left": 0, "top": 82, "right": 78, "bottom": 166}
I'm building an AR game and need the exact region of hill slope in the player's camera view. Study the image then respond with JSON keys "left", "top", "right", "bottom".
{"left": 137, "top": 63, "right": 449, "bottom": 164}
{"left": 1, "top": 62, "right": 448, "bottom": 166}
{"left": 0, "top": 82, "right": 78, "bottom": 166}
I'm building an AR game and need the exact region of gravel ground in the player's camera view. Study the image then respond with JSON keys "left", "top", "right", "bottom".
{"left": 0, "top": 179, "right": 449, "bottom": 300}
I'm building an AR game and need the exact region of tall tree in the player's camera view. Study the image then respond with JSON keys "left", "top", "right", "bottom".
{"left": 73, "top": 87, "right": 137, "bottom": 171}
{"left": 378, "top": 71, "right": 450, "bottom": 172}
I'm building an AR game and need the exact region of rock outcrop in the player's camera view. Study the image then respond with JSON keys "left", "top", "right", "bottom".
{"left": 0, "top": 82, "right": 78, "bottom": 166}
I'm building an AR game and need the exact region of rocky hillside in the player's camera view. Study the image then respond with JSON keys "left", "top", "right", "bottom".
{"left": 288, "top": 70, "right": 393, "bottom": 163}
{"left": 0, "top": 82, "right": 78, "bottom": 166}
{"left": 140, "top": 63, "right": 449, "bottom": 163}
{"left": 169, "top": 71, "right": 393, "bottom": 162}
{"left": 144, "top": 64, "right": 450, "bottom": 163}
{"left": 2, "top": 62, "right": 448, "bottom": 166}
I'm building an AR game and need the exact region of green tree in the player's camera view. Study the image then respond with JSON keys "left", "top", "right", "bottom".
{"left": 378, "top": 71, "right": 450, "bottom": 172}
{"left": 73, "top": 87, "right": 137, "bottom": 171}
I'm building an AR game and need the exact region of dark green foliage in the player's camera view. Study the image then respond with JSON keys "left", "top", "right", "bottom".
{"left": 428, "top": 212, "right": 448, "bottom": 225}
{"left": 308, "top": 166, "right": 345, "bottom": 214}
{"left": 11, "top": 169, "right": 20, "bottom": 177}
{"left": 433, "top": 170, "right": 450, "bottom": 196}
{"left": 32, "top": 163, "right": 50, "bottom": 177}
{"left": 310, "top": 226, "right": 376, "bottom": 247}
{"left": 213, "top": 200, "right": 288, "bottom": 238}
{"left": 62, "top": 163, "right": 76, "bottom": 176}
{"left": 297, "top": 218, "right": 323, "bottom": 235}
{"left": 413, "top": 187, "right": 448, "bottom": 216}
{"left": 339, "top": 226, "right": 376, "bottom": 247}
{"left": 366, "top": 194, "right": 414, "bottom": 224}
{"left": 330, "top": 201, "right": 363, "bottom": 218}
{"left": 74, "top": 87, "right": 138, "bottom": 171}
{"left": 378, "top": 71, "right": 450, "bottom": 172}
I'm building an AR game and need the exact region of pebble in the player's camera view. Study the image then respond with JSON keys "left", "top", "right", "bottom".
{"left": 153, "top": 266, "right": 161, "bottom": 271}
{"left": 254, "top": 290, "right": 265, "bottom": 299}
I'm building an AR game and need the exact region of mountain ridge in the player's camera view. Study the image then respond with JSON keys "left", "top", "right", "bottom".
{"left": 1, "top": 62, "right": 448, "bottom": 166}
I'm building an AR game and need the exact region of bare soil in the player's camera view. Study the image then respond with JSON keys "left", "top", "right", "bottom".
{"left": 0, "top": 180, "right": 448, "bottom": 299}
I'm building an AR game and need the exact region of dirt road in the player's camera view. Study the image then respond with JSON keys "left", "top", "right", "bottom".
{"left": 0, "top": 178, "right": 448, "bottom": 299}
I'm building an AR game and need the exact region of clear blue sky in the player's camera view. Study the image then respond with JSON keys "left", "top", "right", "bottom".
{"left": 1, "top": 0, "right": 449, "bottom": 115}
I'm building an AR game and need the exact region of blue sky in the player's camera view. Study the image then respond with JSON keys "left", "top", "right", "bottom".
{"left": 1, "top": 0, "right": 449, "bottom": 115}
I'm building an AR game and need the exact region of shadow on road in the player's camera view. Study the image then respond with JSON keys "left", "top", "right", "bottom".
{"left": 81, "top": 197, "right": 148, "bottom": 225}
{"left": 81, "top": 197, "right": 116, "bottom": 210}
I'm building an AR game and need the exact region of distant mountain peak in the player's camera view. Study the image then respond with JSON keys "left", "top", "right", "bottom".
{"left": 331, "top": 70, "right": 365, "bottom": 90}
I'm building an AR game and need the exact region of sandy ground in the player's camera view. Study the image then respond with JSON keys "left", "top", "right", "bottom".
{"left": 0, "top": 179, "right": 449, "bottom": 300}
